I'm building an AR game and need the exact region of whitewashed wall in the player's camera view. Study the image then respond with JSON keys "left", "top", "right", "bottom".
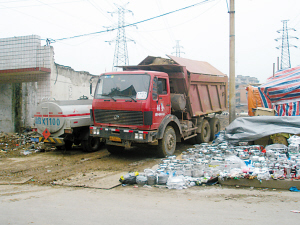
{"left": 50, "top": 63, "right": 96, "bottom": 101}
{"left": 0, "top": 84, "right": 13, "bottom": 132}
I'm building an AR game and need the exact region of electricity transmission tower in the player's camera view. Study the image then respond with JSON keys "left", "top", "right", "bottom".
{"left": 275, "top": 20, "right": 298, "bottom": 70}
{"left": 106, "top": 3, "right": 135, "bottom": 71}
{"left": 172, "top": 40, "right": 184, "bottom": 57}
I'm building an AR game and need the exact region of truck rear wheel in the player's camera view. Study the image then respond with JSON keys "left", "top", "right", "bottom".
{"left": 81, "top": 137, "right": 102, "bottom": 152}
{"left": 195, "top": 119, "right": 211, "bottom": 143}
{"left": 106, "top": 145, "right": 125, "bottom": 155}
{"left": 209, "top": 117, "right": 220, "bottom": 141}
{"left": 157, "top": 126, "right": 176, "bottom": 158}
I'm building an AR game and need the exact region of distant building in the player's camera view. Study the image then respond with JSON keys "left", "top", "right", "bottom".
{"left": 235, "top": 75, "right": 260, "bottom": 112}
{"left": 236, "top": 75, "right": 259, "bottom": 85}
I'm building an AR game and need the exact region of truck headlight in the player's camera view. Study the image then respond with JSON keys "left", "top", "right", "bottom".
{"left": 90, "top": 128, "right": 100, "bottom": 135}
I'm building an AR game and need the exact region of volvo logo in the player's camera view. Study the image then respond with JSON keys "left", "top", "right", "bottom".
{"left": 114, "top": 115, "right": 120, "bottom": 120}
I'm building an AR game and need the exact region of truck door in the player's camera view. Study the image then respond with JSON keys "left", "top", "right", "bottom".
{"left": 151, "top": 76, "right": 171, "bottom": 128}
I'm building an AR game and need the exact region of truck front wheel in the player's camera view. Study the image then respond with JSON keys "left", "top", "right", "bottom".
{"left": 157, "top": 126, "right": 176, "bottom": 158}
{"left": 81, "top": 137, "right": 102, "bottom": 152}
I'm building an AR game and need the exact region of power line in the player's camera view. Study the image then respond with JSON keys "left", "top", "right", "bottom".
{"left": 0, "top": 2, "right": 80, "bottom": 35}
{"left": 0, "top": 0, "right": 84, "bottom": 9}
{"left": 155, "top": 0, "right": 175, "bottom": 43}
{"left": 53, "top": 0, "right": 215, "bottom": 42}
{"left": 85, "top": 0, "right": 115, "bottom": 24}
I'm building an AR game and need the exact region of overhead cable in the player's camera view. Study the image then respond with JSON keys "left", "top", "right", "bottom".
{"left": 53, "top": 0, "right": 215, "bottom": 42}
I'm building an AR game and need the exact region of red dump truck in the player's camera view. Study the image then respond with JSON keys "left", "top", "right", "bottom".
{"left": 90, "top": 55, "right": 228, "bottom": 157}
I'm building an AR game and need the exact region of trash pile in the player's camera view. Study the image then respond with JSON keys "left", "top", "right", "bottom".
{"left": 0, "top": 131, "right": 43, "bottom": 156}
{"left": 120, "top": 132, "right": 300, "bottom": 189}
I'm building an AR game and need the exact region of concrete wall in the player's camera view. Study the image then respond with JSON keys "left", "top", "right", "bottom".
{"left": 0, "top": 35, "right": 51, "bottom": 70}
{"left": 22, "top": 82, "right": 39, "bottom": 129}
{"left": 50, "top": 63, "right": 95, "bottom": 101}
{"left": 0, "top": 84, "right": 13, "bottom": 133}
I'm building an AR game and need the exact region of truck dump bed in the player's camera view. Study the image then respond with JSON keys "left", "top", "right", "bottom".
{"left": 122, "top": 55, "right": 228, "bottom": 118}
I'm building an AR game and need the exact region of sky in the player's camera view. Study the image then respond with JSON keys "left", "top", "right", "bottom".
{"left": 1, "top": 0, "right": 300, "bottom": 84}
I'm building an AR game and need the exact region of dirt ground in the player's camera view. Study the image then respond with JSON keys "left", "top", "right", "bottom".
{"left": 0, "top": 115, "right": 230, "bottom": 186}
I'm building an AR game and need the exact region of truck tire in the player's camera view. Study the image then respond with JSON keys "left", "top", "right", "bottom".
{"left": 106, "top": 145, "right": 125, "bottom": 155}
{"left": 157, "top": 126, "right": 176, "bottom": 158}
{"left": 195, "top": 119, "right": 211, "bottom": 143}
{"left": 209, "top": 117, "right": 220, "bottom": 141}
{"left": 81, "top": 137, "right": 102, "bottom": 152}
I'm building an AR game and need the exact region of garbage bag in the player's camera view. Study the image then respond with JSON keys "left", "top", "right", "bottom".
{"left": 135, "top": 175, "right": 147, "bottom": 186}
{"left": 119, "top": 172, "right": 138, "bottom": 184}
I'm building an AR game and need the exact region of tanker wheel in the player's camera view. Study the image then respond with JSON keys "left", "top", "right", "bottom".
{"left": 157, "top": 126, "right": 176, "bottom": 158}
{"left": 209, "top": 117, "right": 221, "bottom": 141}
{"left": 195, "top": 119, "right": 211, "bottom": 143}
{"left": 81, "top": 137, "right": 102, "bottom": 152}
{"left": 106, "top": 145, "right": 125, "bottom": 155}
{"left": 64, "top": 140, "right": 73, "bottom": 150}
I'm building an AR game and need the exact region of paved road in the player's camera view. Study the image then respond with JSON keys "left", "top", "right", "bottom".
{"left": 1, "top": 184, "right": 299, "bottom": 225}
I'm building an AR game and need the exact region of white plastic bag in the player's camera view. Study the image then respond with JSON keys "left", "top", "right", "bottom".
{"left": 166, "top": 175, "right": 186, "bottom": 189}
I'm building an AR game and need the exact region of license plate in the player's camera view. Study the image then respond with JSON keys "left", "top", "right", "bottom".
{"left": 109, "top": 136, "right": 121, "bottom": 142}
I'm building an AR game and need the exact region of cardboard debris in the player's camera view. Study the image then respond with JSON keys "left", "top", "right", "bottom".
{"left": 53, "top": 171, "right": 125, "bottom": 189}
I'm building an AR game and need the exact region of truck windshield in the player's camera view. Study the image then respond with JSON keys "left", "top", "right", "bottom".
{"left": 95, "top": 74, "right": 150, "bottom": 100}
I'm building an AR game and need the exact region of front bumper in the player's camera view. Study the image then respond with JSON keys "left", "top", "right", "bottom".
{"left": 90, "top": 126, "right": 157, "bottom": 146}
{"left": 31, "top": 136, "right": 64, "bottom": 146}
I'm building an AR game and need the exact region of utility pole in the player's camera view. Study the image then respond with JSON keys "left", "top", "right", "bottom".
{"left": 172, "top": 40, "right": 185, "bottom": 57}
{"left": 229, "top": 0, "right": 235, "bottom": 123}
{"left": 106, "top": 3, "right": 135, "bottom": 71}
{"left": 275, "top": 20, "right": 298, "bottom": 70}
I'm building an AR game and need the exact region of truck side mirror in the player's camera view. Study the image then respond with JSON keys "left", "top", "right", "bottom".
{"left": 89, "top": 77, "right": 94, "bottom": 97}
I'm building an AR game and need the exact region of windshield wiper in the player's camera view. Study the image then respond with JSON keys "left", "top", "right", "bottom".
{"left": 128, "top": 96, "right": 137, "bottom": 102}
{"left": 102, "top": 94, "right": 116, "bottom": 102}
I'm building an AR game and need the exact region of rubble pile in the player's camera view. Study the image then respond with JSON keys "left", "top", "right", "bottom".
{"left": 0, "top": 131, "right": 43, "bottom": 156}
{"left": 120, "top": 132, "right": 300, "bottom": 189}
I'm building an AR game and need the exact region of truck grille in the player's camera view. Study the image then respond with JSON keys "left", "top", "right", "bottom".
{"left": 94, "top": 109, "right": 144, "bottom": 126}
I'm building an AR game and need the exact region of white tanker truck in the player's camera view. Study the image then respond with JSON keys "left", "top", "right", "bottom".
{"left": 32, "top": 96, "right": 103, "bottom": 152}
